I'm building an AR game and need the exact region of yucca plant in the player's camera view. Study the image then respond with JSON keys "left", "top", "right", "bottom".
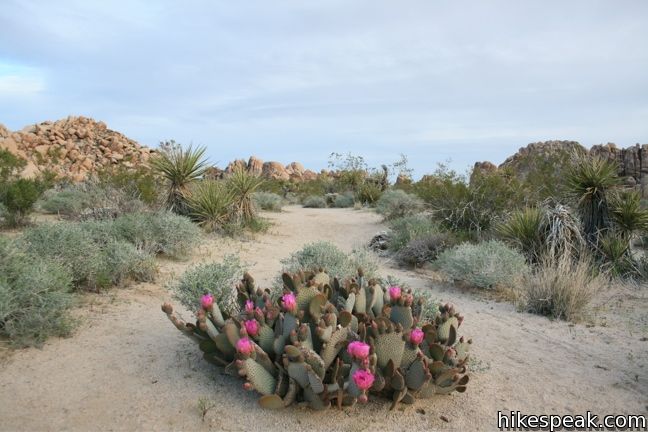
{"left": 184, "top": 180, "right": 234, "bottom": 232}
{"left": 597, "top": 235, "right": 634, "bottom": 277}
{"left": 151, "top": 142, "right": 208, "bottom": 214}
{"left": 227, "top": 167, "right": 264, "bottom": 224}
{"left": 497, "top": 207, "right": 544, "bottom": 262}
{"left": 566, "top": 153, "right": 620, "bottom": 244}
{"left": 609, "top": 189, "right": 648, "bottom": 240}
{"left": 543, "top": 202, "right": 584, "bottom": 263}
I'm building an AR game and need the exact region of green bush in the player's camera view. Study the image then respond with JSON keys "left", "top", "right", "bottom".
{"left": 435, "top": 240, "right": 529, "bottom": 289}
{"left": 375, "top": 189, "right": 424, "bottom": 221}
{"left": 357, "top": 182, "right": 383, "bottom": 206}
{"left": 96, "top": 164, "right": 160, "bottom": 205}
{"left": 414, "top": 164, "right": 524, "bottom": 236}
{"left": 0, "top": 236, "right": 75, "bottom": 347}
{"left": 332, "top": 193, "right": 355, "bottom": 208}
{"left": 39, "top": 188, "right": 87, "bottom": 215}
{"left": 1, "top": 178, "right": 45, "bottom": 226}
{"left": 387, "top": 214, "right": 440, "bottom": 251}
{"left": 111, "top": 211, "right": 200, "bottom": 258}
{"left": 253, "top": 192, "right": 283, "bottom": 212}
{"left": 171, "top": 255, "right": 243, "bottom": 315}
{"left": 281, "top": 241, "right": 378, "bottom": 279}
{"left": 303, "top": 195, "right": 327, "bottom": 208}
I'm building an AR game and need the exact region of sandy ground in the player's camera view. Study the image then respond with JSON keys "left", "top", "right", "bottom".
{"left": 0, "top": 206, "right": 646, "bottom": 432}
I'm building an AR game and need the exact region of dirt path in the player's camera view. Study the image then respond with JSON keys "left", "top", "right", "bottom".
{"left": 1, "top": 206, "right": 646, "bottom": 431}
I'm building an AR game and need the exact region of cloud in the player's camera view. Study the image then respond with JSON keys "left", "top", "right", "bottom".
{"left": 0, "top": 0, "right": 647, "bottom": 176}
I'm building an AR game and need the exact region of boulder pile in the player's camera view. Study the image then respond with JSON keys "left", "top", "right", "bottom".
{"left": 0, "top": 116, "right": 153, "bottom": 181}
{"left": 213, "top": 156, "right": 318, "bottom": 182}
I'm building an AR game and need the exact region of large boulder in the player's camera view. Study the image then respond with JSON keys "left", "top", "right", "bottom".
{"left": 262, "top": 161, "right": 290, "bottom": 181}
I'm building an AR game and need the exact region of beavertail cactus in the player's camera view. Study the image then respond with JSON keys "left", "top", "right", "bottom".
{"left": 161, "top": 267, "right": 473, "bottom": 411}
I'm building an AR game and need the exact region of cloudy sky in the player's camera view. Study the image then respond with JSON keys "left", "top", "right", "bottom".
{"left": 1, "top": 1, "right": 647, "bottom": 177}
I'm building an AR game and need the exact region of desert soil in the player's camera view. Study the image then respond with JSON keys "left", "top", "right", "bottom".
{"left": 0, "top": 206, "right": 646, "bottom": 431}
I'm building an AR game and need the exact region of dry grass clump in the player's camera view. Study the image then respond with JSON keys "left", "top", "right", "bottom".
{"left": 523, "top": 256, "right": 606, "bottom": 321}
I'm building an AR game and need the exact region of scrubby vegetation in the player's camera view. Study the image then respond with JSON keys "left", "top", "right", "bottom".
{"left": 253, "top": 192, "right": 283, "bottom": 211}
{"left": 375, "top": 189, "right": 424, "bottom": 221}
{"left": 303, "top": 195, "right": 327, "bottom": 208}
{"left": 281, "top": 241, "right": 378, "bottom": 280}
{"left": 435, "top": 240, "right": 529, "bottom": 289}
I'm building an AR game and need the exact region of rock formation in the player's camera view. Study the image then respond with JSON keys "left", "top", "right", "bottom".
{"left": 474, "top": 140, "right": 648, "bottom": 197}
{"left": 0, "top": 116, "right": 153, "bottom": 181}
{"left": 217, "top": 156, "right": 317, "bottom": 182}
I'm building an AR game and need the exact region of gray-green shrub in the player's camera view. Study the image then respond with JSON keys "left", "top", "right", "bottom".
{"left": 435, "top": 240, "right": 529, "bottom": 289}
{"left": 375, "top": 189, "right": 424, "bottom": 221}
{"left": 0, "top": 236, "right": 75, "bottom": 347}
{"left": 333, "top": 193, "right": 355, "bottom": 208}
{"left": 171, "top": 255, "right": 243, "bottom": 315}
{"left": 253, "top": 192, "right": 283, "bottom": 212}
{"left": 281, "top": 241, "right": 378, "bottom": 279}
{"left": 303, "top": 195, "right": 327, "bottom": 208}
{"left": 388, "top": 214, "right": 440, "bottom": 251}
{"left": 396, "top": 233, "right": 453, "bottom": 267}
{"left": 111, "top": 211, "right": 200, "bottom": 259}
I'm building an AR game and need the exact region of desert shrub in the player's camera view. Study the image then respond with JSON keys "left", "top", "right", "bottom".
{"left": 387, "top": 214, "right": 440, "bottom": 251}
{"left": 396, "top": 233, "right": 454, "bottom": 267}
{"left": 253, "top": 192, "right": 283, "bottom": 212}
{"left": 597, "top": 235, "right": 635, "bottom": 277}
{"left": 96, "top": 164, "right": 160, "bottom": 205}
{"left": 171, "top": 255, "right": 243, "bottom": 315}
{"left": 357, "top": 182, "right": 383, "bottom": 206}
{"left": 20, "top": 221, "right": 158, "bottom": 290}
{"left": 281, "top": 241, "right": 378, "bottom": 279}
{"left": 524, "top": 256, "right": 604, "bottom": 321}
{"left": 333, "top": 193, "right": 355, "bottom": 208}
{"left": 436, "top": 240, "right": 529, "bottom": 289}
{"left": 1, "top": 178, "right": 45, "bottom": 227}
{"left": 152, "top": 141, "right": 208, "bottom": 214}
{"left": 184, "top": 180, "right": 234, "bottom": 232}
{"left": 608, "top": 190, "right": 648, "bottom": 240}
{"left": 375, "top": 189, "right": 424, "bottom": 221}
{"left": 415, "top": 164, "right": 524, "bottom": 237}
{"left": 0, "top": 236, "right": 75, "bottom": 347}
{"left": 303, "top": 195, "right": 327, "bottom": 208}
{"left": 39, "top": 180, "right": 148, "bottom": 220}
{"left": 111, "top": 211, "right": 200, "bottom": 258}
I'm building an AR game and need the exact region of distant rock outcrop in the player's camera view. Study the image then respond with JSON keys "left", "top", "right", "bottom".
{"left": 475, "top": 140, "right": 648, "bottom": 196}
{"left": 215, "top": 156, "right": 317, "bottom": 182}
{"left": 0, "top": 116, "right": 153, "bottom": 181}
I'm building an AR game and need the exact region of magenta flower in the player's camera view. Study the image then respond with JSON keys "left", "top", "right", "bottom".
{"left": 410, "top": 328, "right": 424, "bottom": 345}
{"left": 201, "top": 294, "right": 214, "bottom": 309}
{"left": 347, "top": 341, "right": 370, "bottom": 360}
{"left": 236, "top": 337, "right": 255, "bottom": 356}
{"left": 281, "top": 292, "right": 297, "bottom": 312}
{"left": 244, "top": 319, "right": 259, "bottom": 337}
{"left": 388, "top": 286, "right": 401, "bottom": 301}
{"left": 352, "top": 369, "right": 375, "bottom": 390}
{"left": 245, "top": 300, "right": 254, "bottom": 313}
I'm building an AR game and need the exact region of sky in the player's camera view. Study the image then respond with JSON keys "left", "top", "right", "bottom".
{"left": 1, "top": 1, "right": 647, "bottom": 178}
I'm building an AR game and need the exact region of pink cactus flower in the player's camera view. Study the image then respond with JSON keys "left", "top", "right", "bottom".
{"left": 201, "top": 294, "right": 214, "bottom": 309}
{"left": 245, "top": 300, "right": 254, "bottom": 313}
{"left": 244, "top": 320, "right": 259, "bottom": 337}
{"left": 281, "top": 292, "right": 297, "bottom": 312}
{"left": 352, "top": 369, "right": 375, "bottom": 390}
{"left": 388, "top": 285, "right": 401, "bottom": 301}
{"left": 410, "top": 328, "right": 424, "bottom": 345}
{"left": 347, "top": 341, "right": 370, "bottom": 360}
{"left": 236, "top": 337, "right": 255, "bottom": 356}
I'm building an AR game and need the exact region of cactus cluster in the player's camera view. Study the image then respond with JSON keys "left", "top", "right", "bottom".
{"left": 161, "top": 268, "right": 471, "bottom": 410}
